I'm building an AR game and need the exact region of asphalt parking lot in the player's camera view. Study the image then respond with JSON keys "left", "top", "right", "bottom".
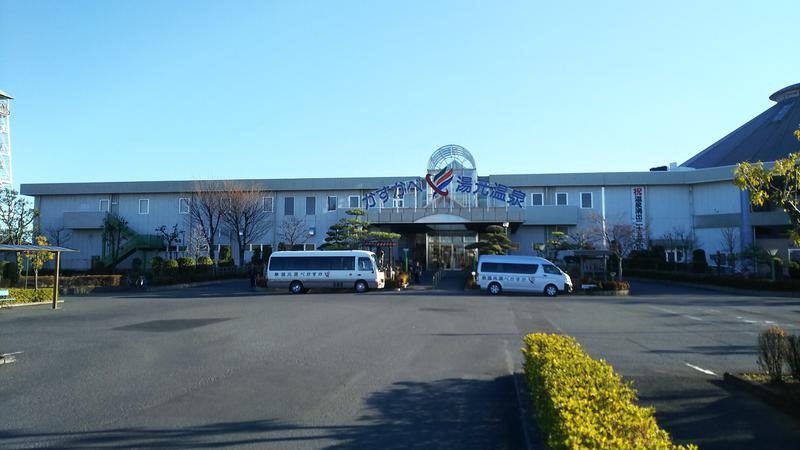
{"left": 0, "top": 280, "right": 798, "bottom": 449}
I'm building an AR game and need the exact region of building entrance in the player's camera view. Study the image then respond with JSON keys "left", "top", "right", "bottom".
{"left": 426, "top": 231, "right": 478, "bottom": 271}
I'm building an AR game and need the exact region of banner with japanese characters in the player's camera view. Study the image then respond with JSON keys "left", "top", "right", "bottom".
{"left": 361, "top": 170, "right": 527, "bottom": 209}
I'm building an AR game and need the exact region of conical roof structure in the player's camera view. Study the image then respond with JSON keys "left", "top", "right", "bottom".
{"left": 682, "top": 83, "right": 800, "bottom": 168}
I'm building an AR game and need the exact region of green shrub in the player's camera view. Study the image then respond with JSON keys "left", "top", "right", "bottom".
{"left": 522, "top": 333, "right": 695, "bottom": 450}
{"left": 150, "top": 256, "right": 165, "bottom": 275}
{"left": 164, "top": 259, "right": 179, "bottom": 272}
{"left": 757, "top": 326, "right": 787, "bottom": 383}
{"left": 177, "top": 256, "right": 195, "bottom": 268}
{"left": 19, "top": 275, "right": 122, "bottom": 288}
{"left": 786, "top": 334, "right": 800, "bottom": 383}
{"left": 197, "top": 256, "right": 213, "bottom": 266}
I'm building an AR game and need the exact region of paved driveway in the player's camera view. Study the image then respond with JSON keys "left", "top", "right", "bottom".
{"left": 0, "top": 280, "right": 798, "bottom": 449}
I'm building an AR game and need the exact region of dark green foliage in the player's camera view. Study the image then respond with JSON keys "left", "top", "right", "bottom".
{"left": 102, "top": 213, "right": 130, "bottom": 266}
{"left": 3, "top": 261, "right": 18, "bottom": 286}
{"left": 177, "top": 256, "right": 195, "bottom": 268}
{"left": 789, "top": 262, "right": 800, "bottom": 280}
{"left": 218, "top": 246, "right": 232, "bottom": 263}
{"left": 320, "top": 209, "right": 400, "bottom": 250}
{"left": 150, "top": 256, "right": 164, "bottom": 275}
{"left": 465, "top": 225, "right": 512, "bottom": 255}
{"left": 164, "top": 259, "right": 179, "bottom": 274}
{"left": 251, "top": 247, "right": 262, "bottom": 265}
{"left": 692, "top": 249, "right": 708, "bottom": 273}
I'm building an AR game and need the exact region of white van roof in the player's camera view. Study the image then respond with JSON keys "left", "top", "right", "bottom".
{"left": 477, "top": 255, "right": 554, "bottom": 265}
{"left": 270, "top": 250, "right": 374, "bottom": 258}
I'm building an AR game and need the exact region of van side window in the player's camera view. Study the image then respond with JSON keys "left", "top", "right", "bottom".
{"left": 358, "top": 257, "right": 372, "bottom": 271}
{"left": 543, "top": 265, "right": 561, "bottom": 275}
{"left": 481, "top": 262, "right": 538, "bottom": 274}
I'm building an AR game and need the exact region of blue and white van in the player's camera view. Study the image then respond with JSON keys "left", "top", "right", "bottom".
{"left": 476, "top": 255, "right": 572, "bottom": 296}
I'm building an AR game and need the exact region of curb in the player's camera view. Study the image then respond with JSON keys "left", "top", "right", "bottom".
{"left": 723, "top": 372, "right": 800, "bottom": 419}
{"left": 0, "top": 300, "right": 65, "bottom": 309}
{"left": 627, "top": 276, "right": 800, "bottom": 298}
{"left": 145, "top": 278, "right": 248, "bottom": 292}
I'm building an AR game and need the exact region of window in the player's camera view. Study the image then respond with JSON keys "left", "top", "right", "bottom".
{"left": 480, "top": 262, "right": 539, "bottom": 274}
{"left": 580, "top": 192, "right": 592, "bottom": 209}
{"left": 349, "top": 195, "right": 360, "bottom": 208}
{"left": 263, "top": 196, "right": 273, "bottom": 213}
{"left": 303, "top": 243, "right": 316, "bottom": 251}
{"left": 358, "top": 257, "right": 373, "bottom": 271}
{"left": 269, "top": 256, "right": 356, "bottom": 271}
{"left": 178, "top": 197, "right": 189, "bottom": 214}
{"left": 99, "top": 199, "right": 110, "bottom": 212}
{"left": 327, "top": 196, "right": 337, "bottom": 212}
{"left": 530, "top": 193, "right": 543, "bottom": 206}
{"left": 138, "top": 199, "right": 149, "bottom": 215}
{"left": 543, "top": 265, "right": 562, "bottom": 275}
{"left": 555, "top": 192, "right": 568, "bottom": 206}
{"left": 305, "top": 196, "right": 316, "bottom": 215}
{"left": 393, "top": 197, "right": 404, "bottom": 208}
{"left": 665, "top": 249, "right": 686, "bottom": 263}
{"left": 285, "top": 197, "right": 294, "bottom": 216}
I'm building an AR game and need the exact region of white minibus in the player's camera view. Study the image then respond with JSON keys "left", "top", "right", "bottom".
{"left": 476, "top": 255, "right": 572, "bottom": 296}
{"left": 267, "top": 250, "right": 385, "bottom": 294}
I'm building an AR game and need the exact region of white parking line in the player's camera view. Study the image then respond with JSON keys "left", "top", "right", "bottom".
{"left": 684, "top": 315, "right": 703, "bottom": 321}
{"left": 685, "top": 363, "right": 717, "bottom": 376}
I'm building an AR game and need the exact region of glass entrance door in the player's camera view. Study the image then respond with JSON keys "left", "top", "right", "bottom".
{"left": 426, "top": 232, "right": 478, "bottom": 271}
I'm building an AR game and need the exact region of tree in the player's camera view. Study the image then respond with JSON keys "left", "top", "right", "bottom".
{"left": 734, "top": 129, "right": 800, "bottom": 245}
{"left": 659, "top": 227, "right": 700, "bottom": 263}
{"left": 719, "top": 226, "right": 739, "bottom": 268}
{"left": 466, "top": 225, "right": 512, "bottom": 255}
{"left": 102, "top": 213, "right": 130, "bottom": 265}
{"left": 220, "top": 181, "right": 272, "bottom": 266}
{"left": 0, "top": 188, "right": 39, "bottom": 276}
{"left": 320, "top": 209, "right": 400, "bottom": 250}
{"left": 44, "top": 225, "right": 71, "bottom": 247}
{"left": 156, "top": 224, "right": 181, "bottom": 259}
{"left": 589, "top": 214, "right": 642, "bottom": 280}
{"left": 279, "top": 216, "right": 308, "bottom": 250}
{"left": 188, "top": 182, "right": 226, "bottom": 261}
{"left": 25, "top": 235, "right": 54, "bottom": 290}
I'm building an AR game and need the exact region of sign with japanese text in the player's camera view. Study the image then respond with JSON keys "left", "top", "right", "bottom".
{"left": 631, "top": 186, "right": 645, "bottom": 248}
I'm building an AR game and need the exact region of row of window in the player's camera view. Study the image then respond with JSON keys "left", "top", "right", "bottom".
{"left": 530, "top": 192, "right": 593, "bottom": 208}
{"left": 269, "top": 255, "right": 372, "bottom": 271}
{"left": 96, "top": 192, "right": 595, "bottom": 216}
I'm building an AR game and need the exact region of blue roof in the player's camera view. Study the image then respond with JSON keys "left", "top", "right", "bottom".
{"left": 682, "top": 83, "right": 800, "bottom": 168}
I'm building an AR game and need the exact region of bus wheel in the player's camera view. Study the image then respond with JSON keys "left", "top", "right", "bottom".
{"left": 544, "top": 284, "right": 558, "bottom": 297}
{"left": 488, "top": 282, "right": 502, "bottom": 295}
{"left": 290, "top": 281, "right": 304, "bottom": 294}
{"left": 354, "top": 280, "right": 368, "bottom": 293}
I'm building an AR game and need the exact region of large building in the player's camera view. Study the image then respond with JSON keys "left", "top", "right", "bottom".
{"left": 20, "top": 83, "right": 800, "bottom": 271}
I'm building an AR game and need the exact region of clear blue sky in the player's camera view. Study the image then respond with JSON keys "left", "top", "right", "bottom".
{"left": 1, "top": 0, "right": 797, "bottom": 190}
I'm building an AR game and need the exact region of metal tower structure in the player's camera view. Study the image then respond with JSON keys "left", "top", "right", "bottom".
{"left": 0, "top": 90, "right": 12, "bottom": 187}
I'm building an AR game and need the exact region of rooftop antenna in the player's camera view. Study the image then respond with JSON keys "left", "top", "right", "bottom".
{"left": 0, "top": 90, "right": 13, "bottom": 188}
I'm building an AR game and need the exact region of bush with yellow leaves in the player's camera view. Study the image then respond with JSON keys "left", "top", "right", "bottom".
{"left": 521, "top": 333, "right": 696, "bottom": 449}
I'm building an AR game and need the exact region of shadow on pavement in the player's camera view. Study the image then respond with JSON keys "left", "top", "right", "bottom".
{"left": 638, "top": 378, "right": 800, "bottom": 450}
{"left": 0, "top": 376, "right": 527, "bottom": 449}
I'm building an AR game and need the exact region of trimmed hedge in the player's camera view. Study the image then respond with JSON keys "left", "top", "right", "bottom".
{"left": 1, "top": 288, "right": 54, "bottom": 305}
{"left": 17, "top": 275, "right": 123, "bottom": 288}
{"left": 522, "top": 333, "right": 695, "bottom": 449}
